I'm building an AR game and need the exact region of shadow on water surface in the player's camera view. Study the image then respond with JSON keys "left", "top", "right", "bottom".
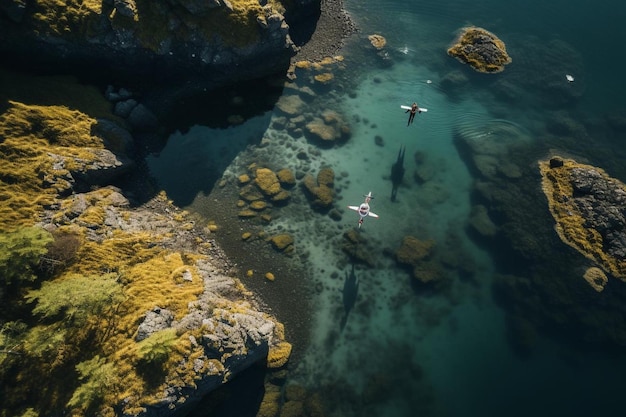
{"left": 146, "top": 77, "right": 284, "bottom": 207}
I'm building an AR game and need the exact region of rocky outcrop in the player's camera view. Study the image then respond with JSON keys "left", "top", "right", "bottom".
{"left": 394, "top": 235, "right": 442, "bottom": 284}
{"left": 0, "top": 0, "right": 319, "bottom": 101}
{"left": 304, "top": 109, "right": 351, "bottom": 145}
{"left": 455, "top": 127, "right": 626, "bottom": 349}
{"left": 0, "top": 96, "right": 293, "bottom": 416}
{"left": 540, "top": 156, "right": 626, "bottom": 282}
{"left": 301, "top": 167, "right": 335, "bottom": 210}
{"left": 44, "top": 186, "right": 293, "bottom": 417}
{"left": 447, "top": 26, "right": 511, "bottom": 73}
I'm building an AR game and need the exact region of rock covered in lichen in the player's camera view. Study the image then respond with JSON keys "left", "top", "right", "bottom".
{"left": 255, "top": 167, "right": 283, "bottom": 197}
{"left": 0, "top": 94, "right": 293, "bottom": 416}
{"left": 0, "top": 0, "right": 309, "bottom": 105}
{"left": 447, "top": 26, "right": 511, "bottom": 73}
{"left": 368, "top": 34, "right": 386, "bottom": 50}
{"left": 394, "top": 236, "right": 443, "bottom": 283}
{"left": 301, "top": 167, "right": 335, "bottom": 210}
{"left": 583, "top": 267, "right": 608, "bottom": 292}
{"left": 269, "top": 233, "right": 295, "bottom": 253}
{"left": 540, "top": 157, "right": 626, "bottom": 281}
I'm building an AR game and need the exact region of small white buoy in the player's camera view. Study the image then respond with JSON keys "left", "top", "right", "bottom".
{"left": 426, "top": 79, "right": 432, "bottom": 84}
{"left": 565, "top": 74, "right": 574, "bottom": 82}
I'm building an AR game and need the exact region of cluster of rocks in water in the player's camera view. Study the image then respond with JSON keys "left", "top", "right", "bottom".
{"left": 234, "top": 162, "right": 340, "bottom": 257}
{"left": 451, "top": 103, "right": 626, "bottom": 353}
{"left": 540, "top": 156, "right": 626, "bottom": 290}
{"left": 39, "top": 179, "right": 294, "bottom": 416}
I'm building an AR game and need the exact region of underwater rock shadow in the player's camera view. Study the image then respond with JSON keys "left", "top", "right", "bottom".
{"left": 144, "top": 78, "right": 285, "bottom": 207}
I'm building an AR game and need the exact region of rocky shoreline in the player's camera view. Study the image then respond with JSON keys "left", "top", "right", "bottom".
{"left": 292, "top": 0, "right": 358, "bottom": 63}
{"left": 0, "top": 0, "right": 363, "bottom": 415}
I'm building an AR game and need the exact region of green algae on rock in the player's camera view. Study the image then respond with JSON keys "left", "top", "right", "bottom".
{"left": 540, "top": 157, "right": 626, "bottom": 282}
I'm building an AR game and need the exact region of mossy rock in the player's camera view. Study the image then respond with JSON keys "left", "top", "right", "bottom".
{"left": 301, "top": 174, "right": 334, "bottom": 210}
{"left": 267, "top": 341, "right": 292, "bottom": 368}
{"left": 276, "top": 168, "right": 296, "bottom": 187}
{"left": 305, "top": 117, "right": 337, "bottom": 142}
{"left": 238, "top": 174, "right": 251, "bottom": 185}
{"left": 447, "top": 26, "right": 511, "bottom": 73}
{"left": 276, "top": 94, "right": 306, "bottom": 116}
{"left": 539, "top": 157, "right": 626, "bottom": 280}
{"left": 269, "top": 233, "right": 294, "bottom": 251}
{"left": 239, "top": 184, "right": 265, "bottom": 202}
{"left": 395, "top": 236, "right": 434, "bottom": 266}
{"left": 238, "top": 209, "right": 257, "bottom": 218}
{"left": 270, "top": 189, "right": 291, "bottom": 204}
{"left": 255, "top": 168, "right": 282, "bottom": 196}
{"left": 314, "top": 73, "right": 334, "bottom": 84}
{"left": 250, "top": 200, "right": 268, "bottom": 211}
{"left": 317, "top": 167, "right": 334, "bottom": 187}
{"left": 368, "top": 34, "right": 387, "bottom": 50}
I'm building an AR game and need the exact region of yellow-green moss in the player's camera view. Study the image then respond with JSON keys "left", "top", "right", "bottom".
{"left": 112, "top": 0, "right": 286, "bottom": 50}
{"left": 0, "top": 101, "right": 105, "bottom": 231}
{"left": 1, "top": 87, "right": 291, "bottom": 415}
{"left": 267, "top": 341, "right": 291, "bottom": 368}
{"left": 447, "top": 26, "right": 511, "bottom": 73}
{"left": 31, "top": 0, "right": 103, "bottom": 38}
{"left": 26, "top": 0, "right": 287, "bottom": 51}
{"left": 540, "top": 158, "right": 626, "bottom": 279}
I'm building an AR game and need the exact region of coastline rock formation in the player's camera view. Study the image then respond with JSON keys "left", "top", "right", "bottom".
{"left": 0, "top": 92, "right": 291, "bottom": 416}
{"left": 447, "top": 26, "right": 511, "bottom": 73}
{"left": 454, "top": 119, "right": 626, "bottom": 349}
{"left": 0, "top": 0, "right": 319, "bottom": 101}
{"left": 540, "top": 156, "right": 626, "bottom": 283}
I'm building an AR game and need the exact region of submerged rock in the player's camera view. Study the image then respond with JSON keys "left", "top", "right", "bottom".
{"left": 368, "top": 34, "right": 387, "bottom": 50}
{"left": 301, "top": 168, "right": 335, "bottom": 211}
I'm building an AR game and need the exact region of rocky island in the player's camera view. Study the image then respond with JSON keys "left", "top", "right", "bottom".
{"left": 447, "top": 26, "right": 511, "bottom": 73}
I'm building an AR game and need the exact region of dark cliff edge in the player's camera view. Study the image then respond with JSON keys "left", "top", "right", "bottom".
{"left": 0, "top": 0, "right": 321, "bottom": 114}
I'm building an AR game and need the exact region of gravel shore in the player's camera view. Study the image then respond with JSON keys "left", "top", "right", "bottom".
{"left": 293, "top": 0, "right": 358, "bottom": 62}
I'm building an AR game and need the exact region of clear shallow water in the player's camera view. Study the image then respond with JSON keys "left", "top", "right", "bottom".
{"left": 148, "top": 0, "right": 626, "bottom": 415}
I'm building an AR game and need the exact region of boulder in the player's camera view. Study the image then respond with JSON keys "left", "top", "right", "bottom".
{"left": 301, "top": 171, "right": 334, "bottom": 210}
{"left": 269, "top": 234, "right": 294, "bottom": 252}
{"left": 540, "top": 157, "right": 626, "bottom": 280}
{"left": 583, "top": 267, "right": 608, "bottom": 292}
{"left": 395, "top": 235, "right": 434, "bottom": 266}
{"left": 255, "top": 168, "right": 282, "bottom": 196}
{"left": 368, "top": 34, "right": 386, "bottom": 50}
{"left": 304, "top": 110, "right": 350, "bottom": 145}
{"left": 277, "top": 168, "right": 296, "bottom": 187}
{"left": 276, "top": 95, "right": 306, "bottom": 116}
{"left": 136, "top": 307, "right": 174, "bottom": 341}
{"left": 447, "top": 26, "right": 512, "bottom": 73}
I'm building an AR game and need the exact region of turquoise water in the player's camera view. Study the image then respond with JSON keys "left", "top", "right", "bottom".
{"left": 148, "top": 0, "right": 626, "bottom": 415}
